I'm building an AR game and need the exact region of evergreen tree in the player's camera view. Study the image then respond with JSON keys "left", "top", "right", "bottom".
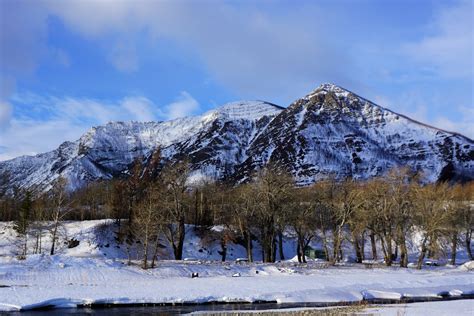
{"left": 14, "top": 191, "right": 32, "bottom": 257}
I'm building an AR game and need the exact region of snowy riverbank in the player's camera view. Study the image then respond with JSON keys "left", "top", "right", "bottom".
{"left": 0, "top": 220, "right": 472, "bottom": 312}
{"left": 0, "top": 254, "right": 473, "bottom": 312}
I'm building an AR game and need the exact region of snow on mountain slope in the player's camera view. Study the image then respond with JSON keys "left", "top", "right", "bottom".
{"left": 0, "top": 101, "right": 282, "bottom": 193}
{"left": 235, "top": 84, "right": 473, "bottom": 184}
{"left": 0, "top": 84, "right": 472, "bottom": 194}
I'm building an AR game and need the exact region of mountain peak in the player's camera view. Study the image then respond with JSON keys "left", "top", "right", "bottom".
{"left": 1, "top": 85, "right": 472, "bottom": 194}
{"left": 316, "top": 82, "right": 351, "bottom": 93}
{"left": 202, "top": 100, "right": 283, "bottom": 121}
{"left": 304, "top": 83, "right": 352, "bottom": 100}
{"left": 317, "top": 82, "right": 342, "bottom": 91}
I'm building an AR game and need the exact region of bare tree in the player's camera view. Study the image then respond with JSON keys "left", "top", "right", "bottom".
{"left": 31, "top": 195, "right": 48, "bottom": 254}
{"left": 230, "top": 184, "right": 258, "bottom": 262}
{"left": 133, "top": 183, "right": 161, "bottom": 269}
{"left": 364, "top": 178, "right": 397, "bottom": 266}
{"left": 387, "top": 168, "right": 416, "bottom": 268}
{"left": 332, "top": 179, "right": 363, "bottom": 263}
{"left": 253, "top": 164, "right": 293, "bottom": 262}
{"left": 447, "top": 183, "right": 473, "bottom": 264}
{"left": 413, "top": 182, "right": 453, "bottom": 269}
{"left": 49, "top": 177, "right": 71, "bottom": 255}
{"left": 160, "top": 160, "right": 191, "bottom": 260}
{"left": 287, "top": 187, "right": 318, "bottom": 263}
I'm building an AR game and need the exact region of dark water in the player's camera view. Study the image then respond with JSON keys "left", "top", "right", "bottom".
{"left": 3, "top": 296, "right": 473, "bottom": 315}
{"left": 2, "top": 303, "right": 318, "bottom": 315}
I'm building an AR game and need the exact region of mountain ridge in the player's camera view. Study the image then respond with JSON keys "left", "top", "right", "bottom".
{"left": 311, "top": 83, "right": 472, "bottom": 141}
{"left": 1, "top": 83, "right": 472, "bottom": 193}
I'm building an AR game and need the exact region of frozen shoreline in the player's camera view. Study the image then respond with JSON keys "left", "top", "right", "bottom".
{"left": 0, "top": 255, "right": 473, "bottom": 312}
{"left": 1, "top": 220, "right": 472, "bottom": 312}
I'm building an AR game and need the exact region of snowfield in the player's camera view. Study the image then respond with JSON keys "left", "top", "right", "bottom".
{"left": 0, "top": 255, "right": 473, "bottom": 312}
{"left": 0, "top": 220, "right": 473, "bottom": 312}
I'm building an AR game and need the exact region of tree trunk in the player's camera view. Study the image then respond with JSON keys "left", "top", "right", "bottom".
{"left": 194, "top": 189, "right": 198, "bottom": 226}
{"left": 450, "top": 232, "right": 457, "bottom": 265}
{"left": 333, "top": 227, "right": 343, "bottom": 263}
{"left": 370, "top": 231, "right": 377, "bottom": 260}
{"left": 399, "top": 236, "right": 408, "bottom": 268}
{"left": 220, "top": 239, "right": 227, "bottom": 262}
{"left": 321, "top": 230, "right": 331, "bottom": 262}
{"left": 50, "top": 211, "right": 60, "bottom": 256}
{"left": 352, "top": 232, "right": 363, "bottom": 263}
{"left": 245, "top": 229, "right": 253, "bottom": 262}
{"left": 296, "top": 242, "right": 302, "bottom": 263}
{"left": 416, "top": 237, "right": 428, "bottom": 269}
{"left": 393, "top": 242, "right": 398, "bottom": 261}
{"left": 383, "top": 234, "right": 393, "bottom": 266}
{"left": 22, "top": 235, "right": 28, "bottom": 257}
{"left": 466, "top": 230, "right": 473, "bottom": 260}
{"left": 271, "top": 236, "right": 276, "bottom": 262}
{"left": 174, "top": 216, "right": 185, "bottom": 260}
{"left": 142, "top": 235, "right": 149, "bottom": 269}
{"left": 151, "top": 236, "right": 161, "bottom": 268}
{"left": 360, "top": 231, "right": 366, "bottom": 261}
{"left": 262, "top": 219, "right": 275, "bottom": 263}
{"left": 34, "top": 234, "right": 39, "bottom": 254}
{"left": 301, "top": 238, "right": 307, "bottom": 263}
{"left": 278, "top": 231, "right": 285, "bottom": 260}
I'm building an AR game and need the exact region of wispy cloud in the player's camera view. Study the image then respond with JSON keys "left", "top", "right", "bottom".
{"left": 373, "top": 91, "right": 474, "bottom": 139}
{"left": 107, "top": 40, "right": 139, "bottom": 72}
{"left": 165, "top": 91, "right": 200, "bottom": 120}
{"left": 4, "top": 1, "right": 353, "bottom": 102}
{"left": 432, "top": 106, "right": 474, "bottom": 139}
{"left": 401, "top": 0, "right": 473, "bottom": 79}
{"left": 0, "top": 91, "right": 200, "bottom": 160}
{"left": 121, "top": 96, "right": 157, "bottom": 121}
{"left": 0, "top": 101, "right": 12, "bottom": 129}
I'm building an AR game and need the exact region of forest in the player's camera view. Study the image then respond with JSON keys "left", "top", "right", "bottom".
{"left": 1, "top": 150, "right": 473, "bottom": 270}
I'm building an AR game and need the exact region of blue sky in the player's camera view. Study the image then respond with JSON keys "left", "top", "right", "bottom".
{"left": 0, "top": 0, "right": 472, "bottom": 160}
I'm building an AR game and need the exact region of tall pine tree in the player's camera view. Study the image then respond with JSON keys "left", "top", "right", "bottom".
{"left": 14, "top": 191, "right": 32, "bottom": 257}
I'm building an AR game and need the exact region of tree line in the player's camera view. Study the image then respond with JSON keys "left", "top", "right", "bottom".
{"left": 0, "top": 153, "right": 473, "bottom": 269}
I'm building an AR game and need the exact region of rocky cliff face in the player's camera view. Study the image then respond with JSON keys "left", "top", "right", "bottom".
{"left": 1, "top": 84, "right": 472, "bottom": 193}
{"left": 234, "top": 84, "right": 473, "bottom": 184}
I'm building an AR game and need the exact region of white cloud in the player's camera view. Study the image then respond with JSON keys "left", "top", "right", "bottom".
{"left": 402, "top": 0, "right": 473, "bottom": 79}
{"left": 0, "top": 0, "right": 49, "bottom": 106}
{"left": 121, "top": 96, "right": 156, "bottom": 121}
{"left": 433, "top": 116, "right": 474, "bottom": 139}
{"left": 107, "top": 41, "right": 139, "bottom": 72}
{"left": 432, "top": 105, "right": 474, "bottom": 139}
{"left": 0, "top": 118, "right": 84, "bottom": 160}
{"left": 165, "top": 91, "right": 200, "bottom": 120}
{"left": 37, "top": 1, "right": 353, "bottom": 101}
{"left": 0, "top": 94, "right": 157, "bottom": 160}
{"left": 53, "top": 48, "right": 71, "bottom": 68}
{"left": 371, "top": 92, "right": 474, "bottom": 139}
{"left": 0, "top": 101, "right": 12, "bottom": 129}
{"left": 0, "top": 91, "right": 202, "bottom": 160}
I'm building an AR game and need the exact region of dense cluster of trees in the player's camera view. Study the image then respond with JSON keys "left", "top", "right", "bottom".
{"left": 0, "top": 153, "right": 473, "bottom": 269}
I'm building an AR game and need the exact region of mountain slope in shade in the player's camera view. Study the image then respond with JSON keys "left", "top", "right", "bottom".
{"left": 234, "top": 83, "right": 473, "bottom": 184}
{"left": 0, "top": 84, "right": 472, "bottom": 193}
{"left": 0, "top": 101, "right": 283, "bottom": 192}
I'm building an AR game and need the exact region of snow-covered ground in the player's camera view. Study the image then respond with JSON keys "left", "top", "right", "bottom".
{"left": 0, "top": 220, "right": 472, "bottom": 312}
{"left": 0, "top": 254, "right": 472, "bottom": 312}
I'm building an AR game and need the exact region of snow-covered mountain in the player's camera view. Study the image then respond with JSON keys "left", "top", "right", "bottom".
{"left": 1, "top": 84, "right": 473, "bottom": 193}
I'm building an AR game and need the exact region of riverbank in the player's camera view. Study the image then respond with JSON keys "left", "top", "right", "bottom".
{"left": 0, "top": 254, "right": 472, "bottom": 312}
